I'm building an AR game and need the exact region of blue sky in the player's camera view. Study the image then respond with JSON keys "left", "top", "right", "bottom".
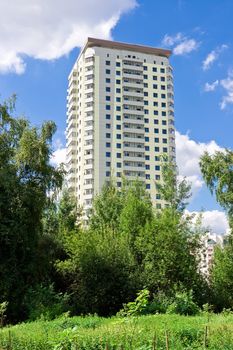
{"left": 0, "top": 0, "right": 232, "bottom": 233}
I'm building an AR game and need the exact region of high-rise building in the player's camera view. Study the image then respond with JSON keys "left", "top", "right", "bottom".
{"left": 66, "top": 38, "right": 175, "bottom": 217}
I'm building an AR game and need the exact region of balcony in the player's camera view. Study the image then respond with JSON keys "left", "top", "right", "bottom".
{"left": 123, "top": 107, "right": 144, "bottom": 115}
{"left": 123, "top": 81, "right": 143, "bottom": 89}
{"left": 123, "top": 72, "right": 143, "bottom": 81}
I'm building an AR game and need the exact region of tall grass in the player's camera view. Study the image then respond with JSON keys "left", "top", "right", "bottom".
{"left": 0, "top": 314, "right": 233, "bottom": 349}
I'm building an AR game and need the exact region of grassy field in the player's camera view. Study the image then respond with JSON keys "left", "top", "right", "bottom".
{"left": 0, "top": 313, "right": 233, "bottom": 349}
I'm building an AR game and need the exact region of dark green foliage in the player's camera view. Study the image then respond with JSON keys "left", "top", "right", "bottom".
{"left": 23, "top": 284, "right": 68, "bottom": 321}
{"left": 0, "top": 96, "right": 63, "bottom": 322}
{"left": 210, "top": 239, "right": 233, "bottom": 310}
{"left": 57, "top": 228, "right": 138, "bottom": 316}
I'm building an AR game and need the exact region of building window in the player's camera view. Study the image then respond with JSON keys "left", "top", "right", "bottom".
{"left": 116, "top": 88, "right": 121, "bottom": 93}
{"left": 153, "top": 84, "right": 158, "bottom": 89}
{"left": 144, "top": 91, "right": 148, "bottom": 96}
{"left": 162, "top": 111, "right": 167, "bottom": 116}
{"left": 162, "top": 129, "right": 167, "bottom": 134}
{"left": 116, "top": 125, "right": 121, "bottom": 130}
{"left": 153, "top": 102, "right": 158, "bottom": 107}
{"left": 144, "top": 83, "right": 148, "bottom": 88}
{"left": 145, "top": 146, "right": 150, "bottom": 151}
{"left": 145, "top": 136, "right": 149, "bottom": 142}
{"left": 106, "top": 69, "right": 111, "bottom": 74}
{"left": 162, "top": 120, "right": 167, "bottom": 125}
{"left": 153, "top": 93, "right": 158, "bottom": 98}
{"left": 116, "top": 70, "right": 121, "bottom": 76}
{"left": 106, "top": 87, "right": 111, "bottom": 92}
{"left": 155, "top": 174, "right": 160, "bottom": 180}
{"left": 161, "top": 103, "right": 166, "bottom": 108}
{"left": 106, "top": 133, "right": 111, "bottom": 138}
{"left": 116, "top": 79, "right": 121, "bottom": 84}
{"left": 106, "top": 78, "right": 111, "bottom": 83}
{"left": 155, "top": 165, "right": 160, "bottom": 171}
{"left": 106, "top": 105, "right": 111, "bottom": 110}
{"left": 155, "top": 147, "right": 159, "bottom": 152}
{"left": 117, "top": 162, "right": 122, "bottom": 168}
{"left": 154, "top": 137, "right": 159, "bottom": 143}
{"left": 145, "top": 165, "right": 150, "bottom": 170}
{"left": 163, "top": 147, "right": 168, "bottom": 153}
{"left": 161, "top": 76, "right": 165, "bottom": 82}
{"left": 156, "top": 194, "right": 161, "bottom": 199}
{"left": 154, "top": 119, "right": 159, "bottom": 124}
{"left": 153, "top": 76, "right": 157, "bottom": 80}
{"left": 144, "top": 118, "right": 149, "bottom": 123}
{"left": 162, "top": 138, "right": 167, "bottom": 144}
{"left": 106, "top": 114, "right": 111, "bottom": 120}
{"left": 117, "top": 182, "right": 122, "bottom": 187}
{"left": 143, "top": 66, "right": 148, "bottom": 71}
{"left": 106, "top": 142, "right": 111, "bottom": 147}
{"left": 146, "top": 184, "right": 150, "bottom": 189}
{"left": 106, "top": 96, "right": 111, "bottom": 101}
{"left": 154, "top": 128, "right": 159, "bottom": 133}
{"left": 116, "top": 115, "right": 121, "bottom": 120}
{"left": 116, "top": 62, "right": 121, "bottom": 67}
{"left": 160, "top": 68, "right": 165, "bottom": 73}
{"left": 106, "top": 123, "right": 111, "bottom": 129}
{"left": 154, "top": 111, "right": 158, "bottom": 115}
{"left": 106, "top": 171, "right": 111, "bottom": 176}
{"left": 161, "top": 85, "right": 166, "bottom": 90}
{"left": 144, "top": 109, "right": 149, "bottom": 114}
{"left": 144, "top": 74, "right": 148, "bottom": 79}
{"left": 116, "top": 97, "right": 121, "bottom": 102}
{"left": 144, "top": 101, "right": 148, "bottom": 106}
{"left": 116, "top": 143, "right": 121, "bottom": 148}
{"left": 117, "top": 172, "right": 121, "bottom": 177}
{"left": 116, "top": 106, "right": 121, "bottom": 111}
{"left": 106, "top": 161, "right": 111, "bottom": 167}
{"left": 153, "top": 67, "right": 157, "bottom": 72}
{"left": 145, "top": 127, "right": 149, "bottom": 133}
{"left": 146, "top": 174, "right": 150, "bottom": 179}
{"left": 117, "top": 153, "right": 121, "bottom": 158}
{"left": 145, "top": 155, "right": 150, "bottom": 160}
{"left": 155, "top": 156, "right": 160, "bottom": 161}
{"left": 106, "top": 152, "right": 111, "bottom": 157}
{"left": 106, "top": 60, "right": 110, "bottom": 65}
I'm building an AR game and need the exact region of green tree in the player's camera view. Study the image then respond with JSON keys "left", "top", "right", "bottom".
{"left": 200, "top": 150, "right": 233, "bottom": 228}
{"left": 156, "top": 157, "right": 191, "bottom": 212}
{"left": 210, "top": 236, "right": 233, "bottom": 310}
{"left": 56, "top": 228, "right": 137, "bottom": 316}
{"left": 0, "top": 96, "right": 63, "bottom": 322}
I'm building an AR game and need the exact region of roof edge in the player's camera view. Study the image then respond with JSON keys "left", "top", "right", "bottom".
{"left": 82, "top": 37, "right": 171, "bottom": 58}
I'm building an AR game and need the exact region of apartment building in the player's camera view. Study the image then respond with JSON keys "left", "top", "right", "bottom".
{"left": 66, "top": 37, "right": 175, "bottom": 216}
{"left": 200, "top": 233, "right": 224, "bottom": 278}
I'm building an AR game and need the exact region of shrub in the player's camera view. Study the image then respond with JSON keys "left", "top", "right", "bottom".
{"left": 166, "top": 290, "right": 200, "bottom": 316}
{"left": 23, "top": 284, "right": 69, "bottom": 321}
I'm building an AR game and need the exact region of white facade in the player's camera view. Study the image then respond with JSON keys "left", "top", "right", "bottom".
{"left": 66, "top": 38, "right": 175, "bottom": 216}
{"left": 200, "top": 233, "right": 224, "bottom": 278}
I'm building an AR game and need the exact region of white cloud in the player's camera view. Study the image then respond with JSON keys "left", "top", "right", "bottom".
{"left": 173, "top": 39, "right": 199, "bottom": 55}
{"left": 162, "top": 32, "right": 184, "bottom": 46}
{"left": 162, "top": 32, "right": 199, "bottom": 56}
{"left": 0, "top": 0, "right": 137, "bottom": 74}
{"left": 51, "top": 147, "right": 66, "bottom": 167}
{"left": 176, "top": 131, "right": 223, "bottom": 196}
{"left": 202, "top": 44, "right": 228, "bottom": 71}
{"left": 204, "top": 80, "right": 219, "bottom": 92}
{"left": 186, "top": 210, "right": 229, "bottom": 235}
{"left": 220, "top": 71, "right": 233, "bottom": 109}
